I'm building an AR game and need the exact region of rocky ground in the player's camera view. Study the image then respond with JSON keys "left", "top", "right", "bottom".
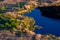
{"left": 0, "top": 1, "right": 60, "bottom": 40}
{"left": 0, "top": 30, "right": 59, "bottom": 40}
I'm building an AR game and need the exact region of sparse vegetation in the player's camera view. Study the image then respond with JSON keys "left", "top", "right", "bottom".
{"left": 0, "top": 2, "right": 38, "bottom": 37}
{"left": 0, "top": 1, "right": 60, "bottom": 40}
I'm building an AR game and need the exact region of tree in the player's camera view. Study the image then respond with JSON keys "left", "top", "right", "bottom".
{"left": 18, "top": 3, "right": 21, "bottom": 11}
{"left": 1, "top": 6, "right": 5, "bottom": 11}
{"left": 0, "top": 14, "right": 20, "bottom": 31}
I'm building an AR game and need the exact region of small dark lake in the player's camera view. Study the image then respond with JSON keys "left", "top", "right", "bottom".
{"left": 24, "top": 8, "right": 60, "bottom": 36}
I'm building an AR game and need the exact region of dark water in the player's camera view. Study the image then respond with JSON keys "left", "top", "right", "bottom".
{"left": 24, "top": 8, "right": 60, "bottom": 36}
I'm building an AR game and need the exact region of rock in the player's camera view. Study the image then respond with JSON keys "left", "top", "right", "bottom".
{"left": 27, "top": 31, "right": 36, "bottom": 37}
{"left": 35, "top": 34, "right": 42, "bottom": 40}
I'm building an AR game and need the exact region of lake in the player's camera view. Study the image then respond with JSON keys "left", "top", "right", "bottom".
{"left": 24, "top": 8, "right": 60, "bottom": 36}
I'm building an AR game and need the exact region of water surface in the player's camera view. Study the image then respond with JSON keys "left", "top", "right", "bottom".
{"left": 24, "top": 8, "right": 60, "bottom": 36}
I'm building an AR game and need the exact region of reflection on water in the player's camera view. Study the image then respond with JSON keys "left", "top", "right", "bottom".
{"left": 24, "top": 8, "right": 60, "bottom": 36}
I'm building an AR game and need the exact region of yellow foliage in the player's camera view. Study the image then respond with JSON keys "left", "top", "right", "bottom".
{"left": 13, "top": 28, "right": 17, "bottom": 31}
{"left": 1, "top": 6, "right": 5, "bottom": 10}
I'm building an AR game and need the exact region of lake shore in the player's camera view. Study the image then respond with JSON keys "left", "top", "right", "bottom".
{"left": 0, "top": 30, "right": 60, "bottom": 40}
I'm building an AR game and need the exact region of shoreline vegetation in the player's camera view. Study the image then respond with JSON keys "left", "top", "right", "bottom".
{"left": 0, "top": 0, "right": 60, "bottom": 40}
{"left": 38, "top": 0, "right": 60, "bottom": 7}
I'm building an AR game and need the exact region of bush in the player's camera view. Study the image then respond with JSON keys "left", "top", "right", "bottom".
{"left": 0, "top": 14, "right": 20, "bottom": 31}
